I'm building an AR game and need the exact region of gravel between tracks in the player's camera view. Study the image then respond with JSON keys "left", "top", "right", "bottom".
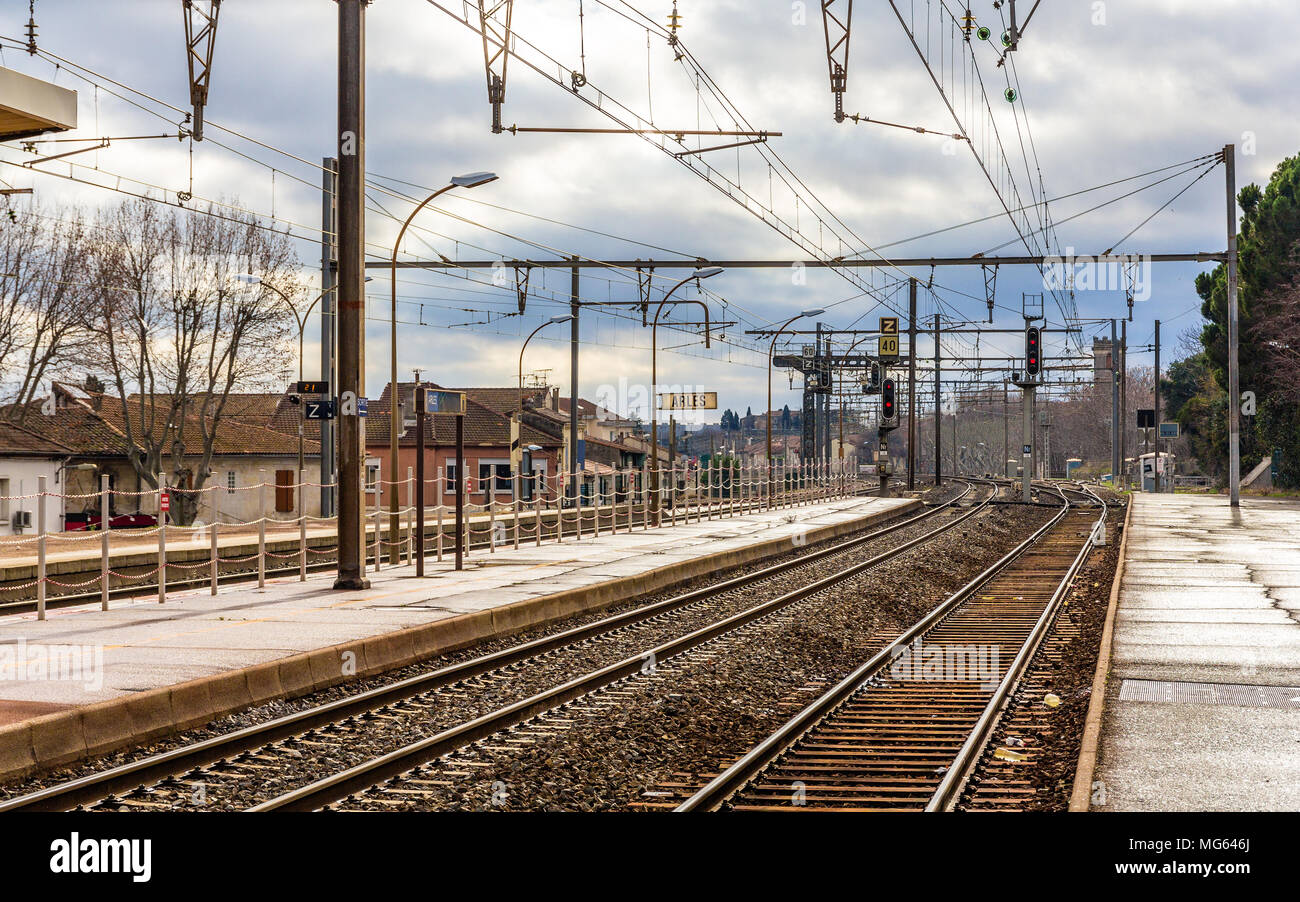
{"left": 0, "top": 487, "right": 942, "bottom": 803}
{"left": 343, "top": 502, "right": 1057, "bottom": 811}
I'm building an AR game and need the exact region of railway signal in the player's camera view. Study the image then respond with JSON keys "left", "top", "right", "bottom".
{"left": 1025, "top": 326, "right": 1041, "bottom": 377}
{"left": 881, "top": 377, "right": 898, "bottom": 427}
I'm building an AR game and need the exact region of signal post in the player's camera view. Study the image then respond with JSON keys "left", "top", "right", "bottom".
{"left": 1014, "top": 323, "right": 1043, "bottom": 503}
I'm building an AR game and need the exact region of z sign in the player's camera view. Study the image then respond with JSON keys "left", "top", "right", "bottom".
{"left": 304, "top": 400, "right": 336, "bottom": 420}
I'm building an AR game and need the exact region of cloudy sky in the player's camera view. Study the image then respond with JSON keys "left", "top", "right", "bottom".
{"left": 2, "top": 0, "right": 1296, "bottom": 420}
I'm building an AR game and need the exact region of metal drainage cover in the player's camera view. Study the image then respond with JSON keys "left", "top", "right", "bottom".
{"left": 1119, "top": 679, "right": 1300, "bottom": 709}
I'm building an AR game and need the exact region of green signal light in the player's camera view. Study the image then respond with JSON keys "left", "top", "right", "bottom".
{"left": 977, "top": 26, "right": 991, "bottom": 41}
{"left": 1004, "top": 87, "right": 1018, "bottom": 103}
{"left": 1002, "top": 30, "right": 1013, "bottom": 47}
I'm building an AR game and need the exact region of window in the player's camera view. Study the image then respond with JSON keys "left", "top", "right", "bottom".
{"left": 444, "top": 461, "right": 458, "bottom": 493}
{"left": 479, "top": 462, "right": 512, "bottom": 494}
{"left": 365, "top": 461, "right": 380, "bottom": 492}
{"left": 275, "top": 470, "right": 294, "bottom": 513}
{"left": 226, "top": 471, "right": 236, "bottom": 494}
{"left": 0, "top": 478, "right": 8, "bottom": 521}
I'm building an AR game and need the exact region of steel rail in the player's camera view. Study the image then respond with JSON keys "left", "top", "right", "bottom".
{"left": 927, "top": 485, "right": 1107, "bottom": 810}
{"left": 675, "top": 483, "right": 1072, "bottom": 812}
{"left": 0, "top": 483, "right": 970, "bottom": 812}
{"left": 250, "top": 482, "right": 997, "bottom": 811}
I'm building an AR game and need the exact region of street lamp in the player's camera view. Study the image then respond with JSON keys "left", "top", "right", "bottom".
{"left": 766, "top": 309, "right": 825, "bottom": 465}
{"left": 388, "top": 171, "right": 498, "bottom": 561}
{"left": 517, "top": 314, "right": 573, "bottom": 497}
{"left": 766, "top": 308, "right": 824, "bottom": 505}
{"left": 648, "top": 267, "right": 721, "bottom": 522}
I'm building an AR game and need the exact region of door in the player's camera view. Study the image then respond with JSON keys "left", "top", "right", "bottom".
{"left": 275, "top": 469, "right": 294, "bottom": 512}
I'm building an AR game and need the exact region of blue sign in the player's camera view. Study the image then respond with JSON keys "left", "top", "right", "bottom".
{"left": 357, "top": 397, "right": 368, "bottom": 418}
{"left": 422, "top": 389, "right": 466, "bottom": 415}
{"left": 1158, "top": 422, "right": 1179, "bottom": 439}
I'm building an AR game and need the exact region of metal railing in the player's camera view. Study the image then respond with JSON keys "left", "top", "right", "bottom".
{"left": 5, "top": 460, "right": 873, "bottom": 619}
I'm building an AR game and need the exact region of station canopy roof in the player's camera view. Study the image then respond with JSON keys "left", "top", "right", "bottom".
{"left": 0, "top": 66, "right": 77, "bottom": 142}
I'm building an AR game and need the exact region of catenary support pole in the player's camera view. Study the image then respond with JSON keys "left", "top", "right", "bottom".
{"left": 1111, "top": 319, "right": 1120, "bottom": 485}
{"left": 320, "top": 156, "right": 338, "bottom": 518}
{"left": 334, "top": 0, "right": 369, "bottom": 589}
{"left": 1225, "top": 143, "right": 1241, "bottom": 506}
{"left": 934, "top": 314, "right": 942, "bottom": 485}
{"left": 1154, "top": 319, "right": 1162, "bottom": 493}
{"left": 908, "top": 278, "right": 918, "bottom": 490}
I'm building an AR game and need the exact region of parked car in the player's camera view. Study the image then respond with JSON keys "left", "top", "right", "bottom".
{"left": 65, "top": 512, "right": 160, "bottom": 531}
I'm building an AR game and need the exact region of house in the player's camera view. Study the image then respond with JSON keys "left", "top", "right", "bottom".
{"left": 9, "top": 383, "right": 322, "bottom": 526}
{"left": 365, "top": 383, "right": 563, "bottom": 507}
{"left": 0, "top": 419, "right": 77, "bottom": 533}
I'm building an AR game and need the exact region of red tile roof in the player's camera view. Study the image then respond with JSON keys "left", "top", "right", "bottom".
{"left": 367, "top": 383, "right": 560, "bottom": 448}
{"left": 0, "top": 419, "right": 75, "bottom": 456}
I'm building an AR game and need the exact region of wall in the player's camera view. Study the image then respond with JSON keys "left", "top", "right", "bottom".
{"left": 364, "top": 443, "right": 562, "bottom": 509}
{"left": 61, "top": 457, "right": 325, "bottom": 526}
{"left": 0, "top": 456, "right": 63, "bottom": 534}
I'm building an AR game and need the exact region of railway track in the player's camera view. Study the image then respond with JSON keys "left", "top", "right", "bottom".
{"left": 674, "top": 483, "right": 1106, "bottom": 812}
{"left": 0, "top": 480, "right": 987, "bottom": 812}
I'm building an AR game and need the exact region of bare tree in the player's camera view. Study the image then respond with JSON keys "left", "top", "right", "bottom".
{"left": 7, "top": 209, "right": 96, "bottom": 420}
{"left": 0, "top": 206, "right": 47, "bottom": 400}
{"left": 85, "top": 199, "right": 298, "bottom": 523}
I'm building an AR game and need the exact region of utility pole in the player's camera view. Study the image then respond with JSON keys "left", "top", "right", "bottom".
{"left": 334, "top": 0, "right": 368, "bottom": 590}
{"left": 1111, "top": 319, "right": 1120, "bottom": 485}
{"left": 668, "top": 415, "right": 677, "bottom": 511}
{"left": 320, "top": 157, "right": 338, "bottom": 518}
{"left": 1002, "top": 381, "right": 1010, "bottom": 477}
{"left": 415, "top": 382, "right": 426, "bottom": 577}
{"left": 952, "top": 395, "right": 959, "bottom": 476}
{"left": 569, "top": 258, "right": 580, "bottom": 508}
{"left": 1154, "top": 318, "right": 1162, "bottom": 494}
{"left": 1225, "top": 143, "right": 1241, "bottom": 506}
{"left": 933, "top": 313, "right": 941, "bottom": 485}
{"left": 1022, "top": 381, "right": 1034, "bottom": 503}
{"left": 907, "top": 278, "right": 917, "bottom": 490}
{"left": 1120, "top": 319, "right": 1128, "bottom": 489}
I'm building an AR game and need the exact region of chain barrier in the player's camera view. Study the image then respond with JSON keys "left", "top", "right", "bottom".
{"left": 6, "top": 463, "right": 867, "bottom": 612}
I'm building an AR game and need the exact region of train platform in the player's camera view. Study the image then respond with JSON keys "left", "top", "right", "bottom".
{"left": 1087, "top": 492, "right": 1300, "bottom": 811}
{"left": 0, "top": 493, "right": 918, "bottom": 778}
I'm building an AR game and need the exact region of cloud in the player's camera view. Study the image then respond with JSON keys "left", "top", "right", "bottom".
{"left": 1, "top": 0, "right": 1296, "bottom": 415}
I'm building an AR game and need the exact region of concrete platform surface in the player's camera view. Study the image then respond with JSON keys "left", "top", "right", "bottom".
{"left": 0, "top": 495, "right": 913, "bottom": 712}
{"left": 1096, "top": 493, "right": 1300, "bottom": 811}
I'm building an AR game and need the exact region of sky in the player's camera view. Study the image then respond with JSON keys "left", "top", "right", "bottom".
{"left": 1, "top": 0, "right": 1297, "bottom": 423}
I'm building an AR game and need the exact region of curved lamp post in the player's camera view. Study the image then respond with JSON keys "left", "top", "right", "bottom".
{"left": 387, "top": 171, "right": 498, "bottom": 560}
{"left": 648, "top": 267, "right": 722, "bottom": 521}
{"left": 766, "top": 308, "right": 825, "bottom": 504}
{"left": 518, "top": 315, "right": 574, "bottom": 499}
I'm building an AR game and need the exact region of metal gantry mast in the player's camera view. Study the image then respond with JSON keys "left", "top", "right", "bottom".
{"left": 182, "top": 0, "right": 221, "bottom": 141}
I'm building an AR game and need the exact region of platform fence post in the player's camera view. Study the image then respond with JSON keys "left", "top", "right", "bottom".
{"left": 406, "top": 466, "right": 414, "bottom": 564}
{"left": 36, "top": 475, "right": 46, "bottom": 621}
{"left": 100, "top": 474, "right": 110, "bottom": 611}
{"left": 159, "top": 473, "right": 168, "bottom": 603}
{"left": 257, "top": 469, "right": 266, "bottom": 588}
{"left": 436, "top": 469, "right": 444, "bottom": 562}
{"left": 211, "top": 485, "right": 220, "bottom": 595}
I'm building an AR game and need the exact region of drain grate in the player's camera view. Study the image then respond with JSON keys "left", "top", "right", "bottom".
{"left": 1119, "top": 679, "right": 1300, "bottom": 709}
